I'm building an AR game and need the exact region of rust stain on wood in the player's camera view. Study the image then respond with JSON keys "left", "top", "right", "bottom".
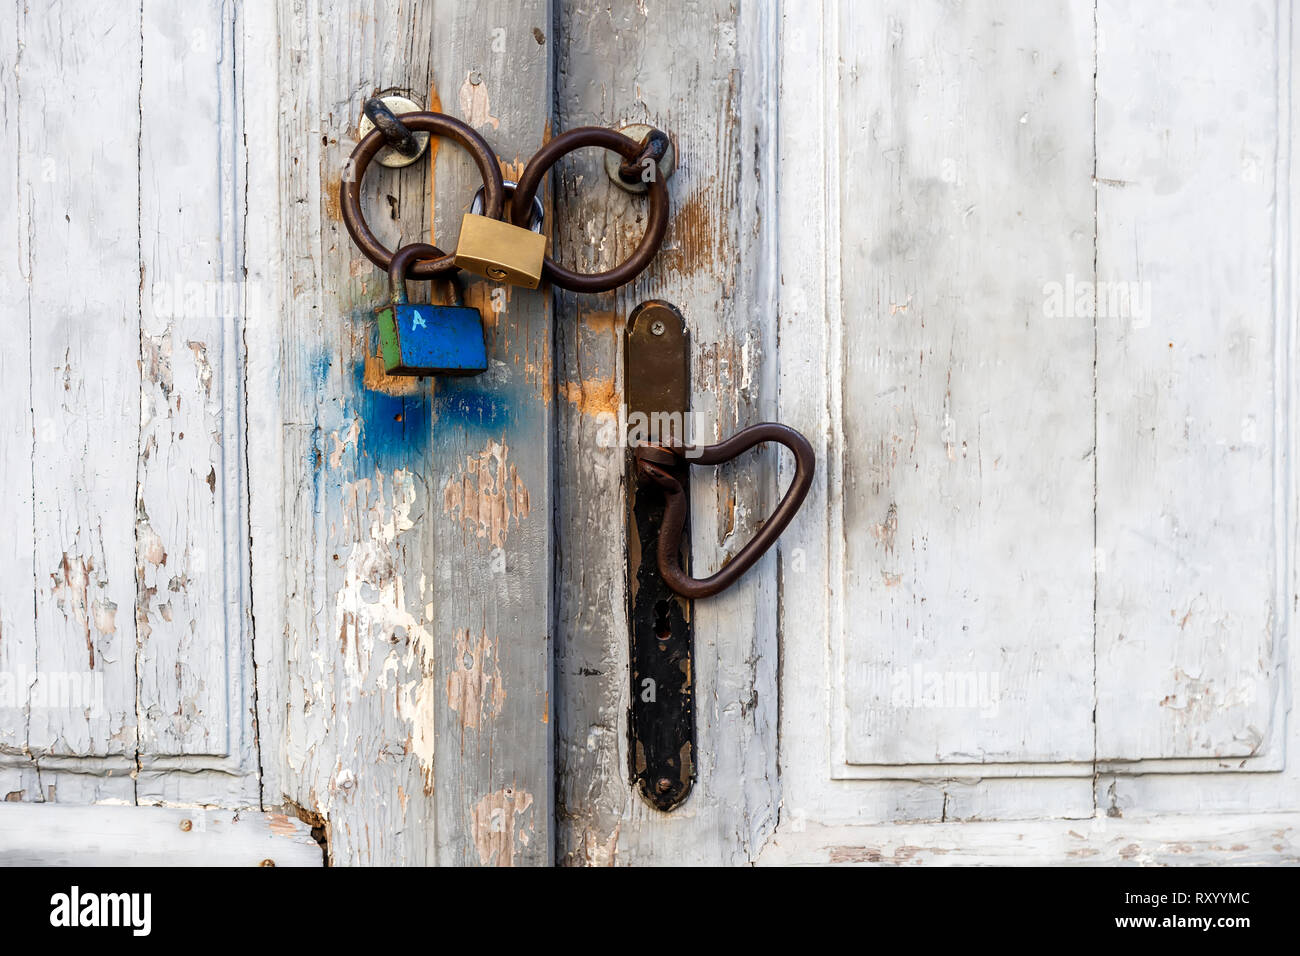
{"left": 324, "top": 173, "right": 342, "bottom": 221}
{"left": 426, "top": 80, "right": 443, "bottom": 247}
{"left": 578, "top": 309, "right": 619, "bottom": 333}
{"left": 558, "top": 374, "right": 618, "bottom": 417}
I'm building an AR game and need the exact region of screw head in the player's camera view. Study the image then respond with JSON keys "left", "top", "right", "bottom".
{"left": 179, "top": 818, "right": 193, "bottom": 832}
{"left": 259, "top": 858, "right": 276, "bottom": 867}
{"left": 469, "top": 70, "right": 483, "bottom": 86}
{"left": 656, "top": 777, "right": 673, "bottom": 794}
{"left": 650, "top": 319, "right": 666, "bottom": 336}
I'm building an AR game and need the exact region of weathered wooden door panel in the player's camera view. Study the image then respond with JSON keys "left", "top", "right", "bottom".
{"left": 3, "top": 0, "right": 553, "bottom": 866}
{"left": 772, "top": 0, "right": 1299, "bottom": 859}
{"left": 1093, "top": 0, "right": 1283, "bottom": 765}
{"left": 833, "top": 0, "right": 1098, "bottom": 771}
{"left": 1, "top": 0, "right": 259, "bottom": 810}
{"left": 5, "top": 0, "right": 1293, "bottom": 869}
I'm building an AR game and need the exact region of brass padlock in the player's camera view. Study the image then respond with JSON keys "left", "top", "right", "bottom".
{"left": 453, "top": 184, "right": 547, "bottom": 289}
{"left": 453, "top": 214, "right": 546, "bottom": 288}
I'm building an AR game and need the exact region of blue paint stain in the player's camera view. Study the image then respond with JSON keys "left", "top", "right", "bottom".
{"left": 308, "top": 308, "right": 535, "bottom": 478}
{"left": 311, "top": 353, "right": 334, "bottom": 387}
{"left": 350, "top": 356, "right": 433, "bottom": 468}
{"left": 432, "top": 381, "right": 512, "bottom": 432}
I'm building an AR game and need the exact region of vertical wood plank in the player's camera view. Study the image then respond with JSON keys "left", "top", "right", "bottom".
{"left": 552, "top": 0, "right": 780, "bottom": 864}
{"left": 134, "top": 0, "right": 258, "bottom": 806}
{"left": 21, "top": 1, "right": 142, "bottom": 801}
{"left": 0, "top": 0, "right": 36, "bottom": 797}
{"left": 1094, "top": 0, "right": 1283, "bottom": 761}
{"left": 263, "top": 0, "right": 446, "bottom": 866}
{"left": 427, "top": 1, "right": 553, "bottom": 867}
{"left": 255, "top": 0, "right": 552, "bottom": 865}
{"left": 244, "top": 0, "right": 287, "bottom": 815}
{"left": 830, "top": 0, "right": 1097, "bottom": 767}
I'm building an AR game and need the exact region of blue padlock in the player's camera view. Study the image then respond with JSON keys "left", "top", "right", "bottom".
{"left": 377, "top": 242, "right": 488, "bottom": 376}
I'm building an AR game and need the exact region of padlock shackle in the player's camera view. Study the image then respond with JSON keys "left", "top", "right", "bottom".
{"left": 388, "top": 242, "right": 465, "bottom": 307}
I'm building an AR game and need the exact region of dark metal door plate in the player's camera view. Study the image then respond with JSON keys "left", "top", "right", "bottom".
{"left": 625, "top": 300, "right": 695, "bottom": 812}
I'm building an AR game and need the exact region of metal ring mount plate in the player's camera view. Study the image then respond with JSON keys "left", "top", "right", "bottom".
{"left": 511, "top": 126, "right": 670, "bottom": 293}
{"left": 358, "top": 94, "right": 430, "bottom": 168}
{"left": 604, "top": 123, "right": 676, "bottom": 194}
{"left": 470, "top": 180, "right": 544, "bottom": 233}
{"left": 341, "top": 111, "right": 505, "bottom": 279}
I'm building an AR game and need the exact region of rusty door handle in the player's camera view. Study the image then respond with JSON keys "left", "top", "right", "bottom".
{"left": 633, "top": 423, "right": 816, "bottom": 599}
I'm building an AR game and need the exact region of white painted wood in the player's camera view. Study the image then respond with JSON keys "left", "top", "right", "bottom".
{"left": 1094, "top": 0, "right": 1283, "bottom": 764}
{"left": 834, "top": 0, "right": 1097, "bottom": 771}
{"left": 243, "top": 0, "right": 289, "bottom": 816}
{"left": 16, "top": 0, "right": 143, "bottom": 803}
{"left": 3, "top": 0, "right": 1295, "bottom": 868}
{"left": 0, "top": 805, "right": 322, "bottom": 867}
{"left": 551, "top": 0, "right": 781, "bottom": 865}
{"left": 757, "top": 812, "right": 1300, "bottom": 866}
{"left": 772, "top": 0, "right": 1298, "bottom": 853}
{"left": 2, "top": 0, "right": 256, "bottom": 811}
{"left": 0, "top": 0, "right": 36, "bottom": 789}
{"left": 135, "top": 0, "right": 259, "bottom": 806}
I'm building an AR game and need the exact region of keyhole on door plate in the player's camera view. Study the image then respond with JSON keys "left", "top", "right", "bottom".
{"left": 654, "top": 599, "right": 672, "bottom": 645}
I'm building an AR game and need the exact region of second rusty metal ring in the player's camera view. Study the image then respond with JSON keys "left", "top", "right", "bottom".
{"left": 341, "top": 111, "right": 505, "bottom": 278}
{"left": 512, "top": 126, "right": 670, "bottom": 293}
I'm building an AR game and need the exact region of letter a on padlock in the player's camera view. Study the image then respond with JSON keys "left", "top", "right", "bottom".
{"left": 377, "top": 243, "right": 488, "bottom": 376}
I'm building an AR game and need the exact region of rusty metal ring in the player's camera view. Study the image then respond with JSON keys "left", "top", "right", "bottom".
{"left": 512, "top": 126, "right": 669, "bottom": 293}
{"left": 341, "top": 112, "right": 504, "bottom": 278}
{"left": 634, "top": 423, "right": 816, "bottom": 599}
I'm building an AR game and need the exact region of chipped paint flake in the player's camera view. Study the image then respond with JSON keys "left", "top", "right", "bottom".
{"left": 447, "top": 627, "right": 506, "bottom": 731}
{"left": 441, "top": 439, "right": 530, "bottom": 548}
{"left": 333, "top": 467, "right": 439, "bottom": 791}
{"left": 559, "top": 375, "right": 618, "bottom": 417}
{"left": 471, "top": 787, "right": 534, "bottom": 866}
{"left": 458, "top": 72, "right": 500, "bottom": 129}
{"left": 329, "top": 419, "right": 361, "bottom": 470}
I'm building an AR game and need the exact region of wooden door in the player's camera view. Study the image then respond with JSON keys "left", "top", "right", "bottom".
{"left": 761, "top": 0, "right": 1300, "bottom": 864}
{"left": 1, "top": 0, "right": 553, "bottom": 867}
{"left": 7, "top": 0, "right": 1296, "bottom": 870}
{"left": 552, "top": 0, "right": 1300, "bottom": 865}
